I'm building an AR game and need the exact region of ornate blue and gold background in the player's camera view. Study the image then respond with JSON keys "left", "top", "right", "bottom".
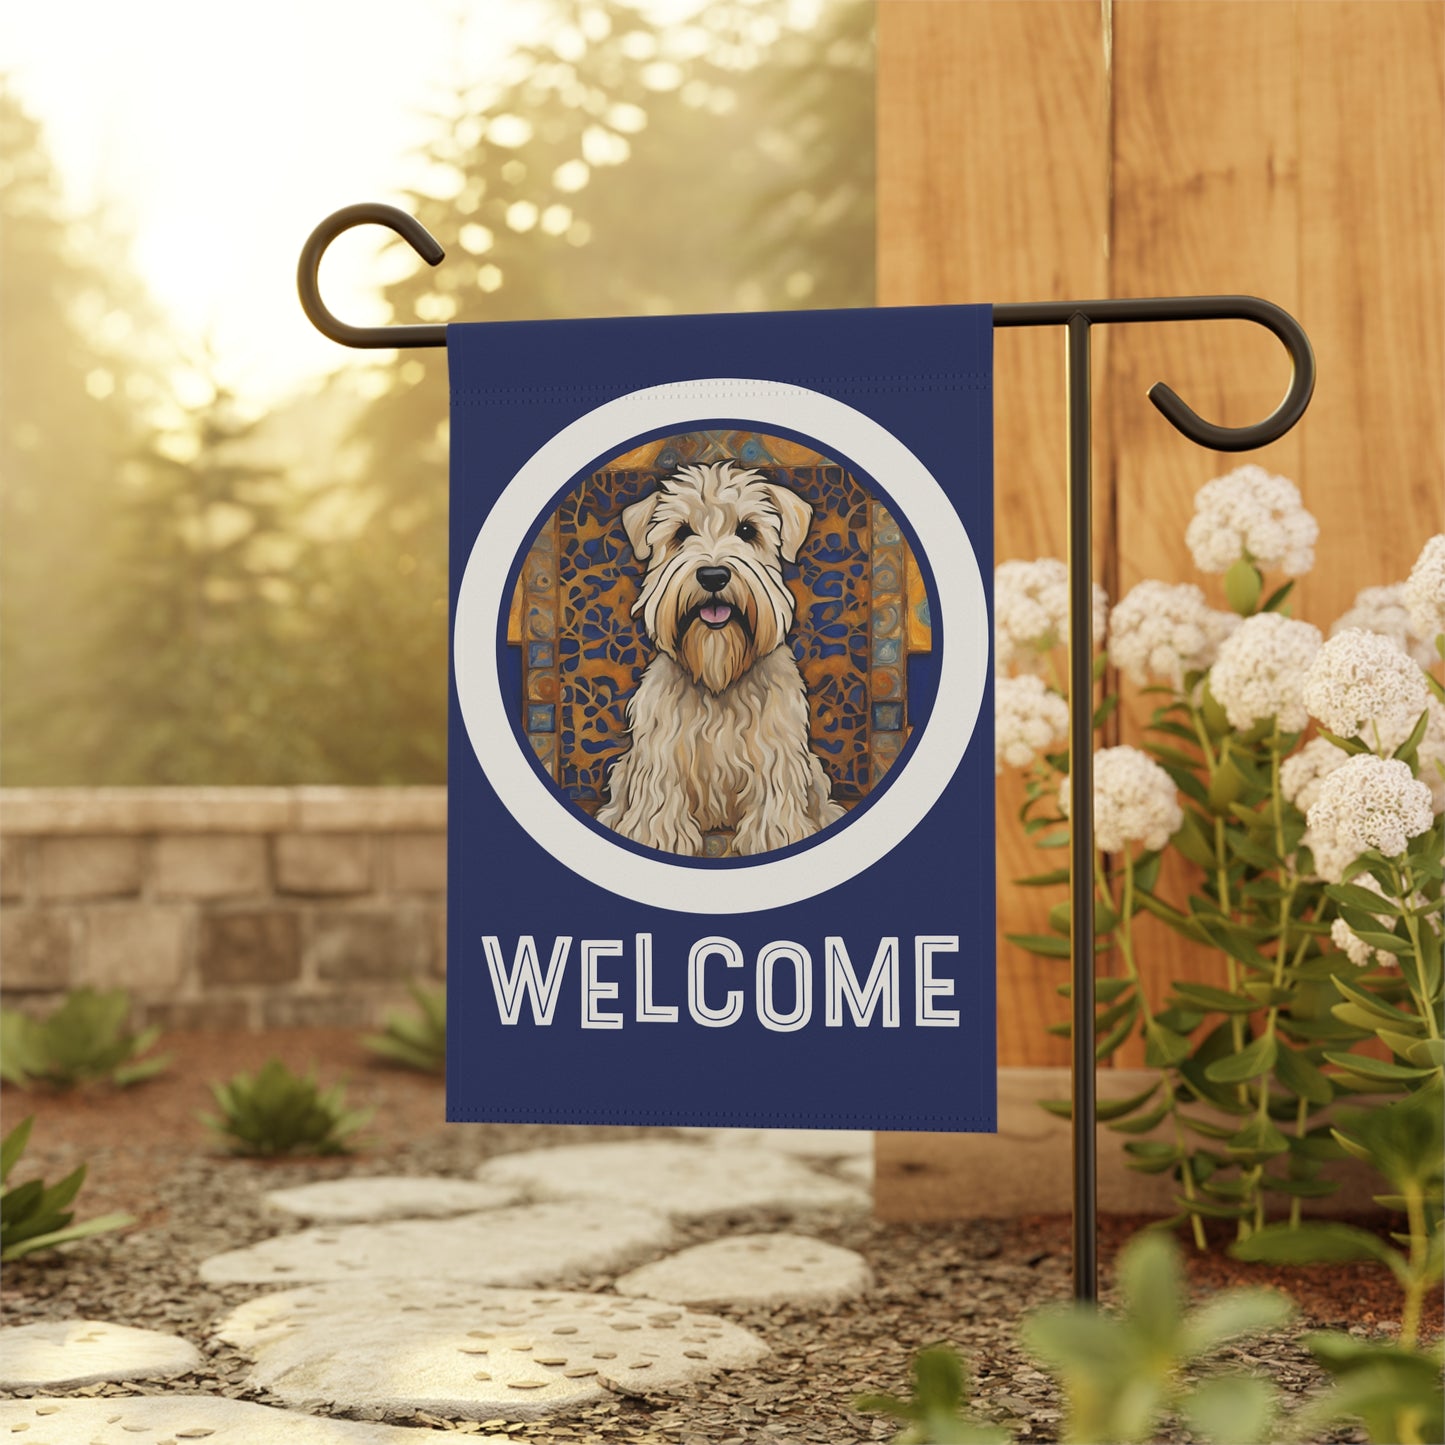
{"left": 507, "top": 429, "right": 934, "bottom": 854}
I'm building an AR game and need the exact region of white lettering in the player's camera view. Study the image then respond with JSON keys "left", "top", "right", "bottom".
{"left": 483, "top": 935, "right": 572, "bottom": 1025}
{"left": 581, "top": 939, "right": 624, "bottom": 1029}
{"left": 688, "top": 936, "right": 744, "bottom": 1027}
{"left": 915, "top": 935, "right": 960, "bottom": 1026}
{"left": 635, "top": 932, "right": 678, "bottom": 1023}
{"left": 825, "top": 936, "right": 900, "bottom": 1026}
{"left": 757, "top": 942, "right": 813, "bottom": 1032}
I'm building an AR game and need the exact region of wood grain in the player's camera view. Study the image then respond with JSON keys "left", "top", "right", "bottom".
{"left": 1104, "top": 0, "right": 1306, "bottom": 1062}
{"left": 1297, "top": 0, "right": 1445, "bottom": 628}
{"left": 877, "top": 0, "right": 1444, "bottom": 1086}
{"left": 878, "top": 0, "right": 1112, "bottom": 1066}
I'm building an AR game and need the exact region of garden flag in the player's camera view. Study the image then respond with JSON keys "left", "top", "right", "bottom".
{"left": 447, "top": 305, "right": 996, "bottom": 1130}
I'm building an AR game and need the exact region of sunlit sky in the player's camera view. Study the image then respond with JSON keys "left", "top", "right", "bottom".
{"left": 3, "top": 0, "right": 701, "bottom": 406}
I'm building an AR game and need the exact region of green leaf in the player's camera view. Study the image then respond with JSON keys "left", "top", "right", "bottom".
{"left": 1108, "top": 1097, "right": 1174, "bottom": 1135}
{"left": 1181, "top": 1376, "right": 1277, "bottom": 1445}
{"left": 1322, "top": 1051, "right": 1435, "bottom": 1082}
{"left": 1056, "top": 977, "right": 1133, "bottom": 1002}
{"left": 1018, "top": 867, "right": 1071, "bottom": 887}
{"left": 1260, "top": 579, "right": 1296, "bottom": 614}
{"left": 1124, "top": 1140, "right": 1183, "bottom": 1174}
{"left": 1170, "top": 981, "right": 1257, "bottom": 1014}
{"left": 1224, "top": 558, "right": 1263, "bottom": 615}
{"left": 1272, "top": 1045, "right": 1334, "bottom": 1105}
{"left": 1231, "top": 1222, "right": 1401, "bottom": 1271}
{"left": 1095, "top": 999, "right": 1142, "bottom": 1062}
{"left": 1205, "top": 1033, "right": 1278, "bottom": 1084}
{"left": 1225, "top": 831, "right": 1278, "bottom": 874}
{"left": 112, "top": 1053, "right": 172, "bottom": 1087}
{"left": 1181, "top": 1290, "right": 1295, "bottom": 1357}
{"left": 1260, "top": 1176, "right": 1340, "bottom": 1198}
{"left": 1326, "top": 882, "right": 1403, "bottom": 917}
{"left": 1391, "top": 707, "right": 1431, "bottom": 767}
{"left": 1330, "top": 975, "right": 1420, "bottom": 1024}
{"left": 1407, "top": 1037, "right": 1445, "bottom": 1069}
{"left": 1226, "top": 1116, "right": 1290, "bottom": 1162}
{"left": 1, "top": 1211, "right": 135, "bottom": 1262}
{"left": 1349, "top": 928, "right": 1412, "bottom": 957}
{"left": 1005, "top": 933, "right": 1073, "bottom": 959}
{"left": 1145, "top": 1021, "right": 1193, "bottom": 1068}
{"left": 0, "top": 1117, "right": 33, "bottom": 1184}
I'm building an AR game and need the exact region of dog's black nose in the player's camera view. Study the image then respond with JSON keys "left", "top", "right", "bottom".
{"left": 696, "top": 565, "right": 731, "bottom": 593}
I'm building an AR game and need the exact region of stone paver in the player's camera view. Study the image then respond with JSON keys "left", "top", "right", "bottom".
{"left": 475, "top": 1141, "right": 868, "bottom": 1219}
{"left": 614, "top": 1233, "right": 872, "bottom": 1308}
{"left": 264, "top": 1175, "right": 518, "bottom": 1223}
{"left": 680, "top": 1127, "right": 873, "bottom": 1161}
{"left": 198, "top": 1200, "right": 671, "bottom": 1287}
{"left": 0, "top": 1320, "right": 202, "bottom": 1389}
{"left": 0, "top": 1395, "right": 451, "bottom": 1442}
{"left": 215, "top": 1280, "right": 768, "bottom": 1422}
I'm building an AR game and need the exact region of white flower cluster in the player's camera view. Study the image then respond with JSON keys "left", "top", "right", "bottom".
{"left": 1302, "top": 823, "right": 1361, "bottom": 887}
{"left": 1329, "top": 872, "right": 1400, "bottom": 970}
{"left": 1306, "top": 754, "right": 1435, "bottom": 863}
{"left": 1332, "top": 584, "right": 1436, "bottom": 669}
{"left": 1059, "top": 745, "right": 1183, "bottom": 854}
{"left": 1280, "top": 737, "right": 1349, "bottom": 815}
{"left": 1208, "top": 612, "right": 1322, "bottom": 732}
{"left": 994, "top": 559, "right": 1107, "bottom": 675}
{"left": 1107, "top": 581, "right": 1238, "bottom": 688}
{"left": 1403, "top": 533, "right": 1445, "bottom": 643}
{"left": 1184, "top": 465, "right": 1319, "bottom": 575}
{"left": 995, "top": 674, "right": 1070, "bottom": 774}
{"left": 1302, "top": 628, "right": 1430, "bottom": 748}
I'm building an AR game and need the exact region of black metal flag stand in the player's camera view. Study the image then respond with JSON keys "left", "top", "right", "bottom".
{"left": 298, "top": 202, "right": 1317, "bottom": 1303}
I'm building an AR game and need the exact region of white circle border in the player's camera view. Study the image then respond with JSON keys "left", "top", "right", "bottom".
{"left": 453, "top": 378, "right": 989, "bottom": 914}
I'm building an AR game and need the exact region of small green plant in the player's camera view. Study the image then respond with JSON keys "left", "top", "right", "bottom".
{"left": 362, "top": 982, "right": 445, "bottom": 1075}
{"left": 0, "top": 988, "right": 170, "bottom": 1089}
{"left": 854, "top": 1345, "right": 1010, "bottom": 1444}
{"left": 1021, "top": 1232, "right": 1293, "bottom": 1445}
{"left": 203, "top": 1059, "right": 372, "bottom": 1157}
{"left": 1233, "top": 1085, "right": 1444, "bottom": 1444}
{"left": 1, "top": 1117, "right": 133, "bottom": 1261}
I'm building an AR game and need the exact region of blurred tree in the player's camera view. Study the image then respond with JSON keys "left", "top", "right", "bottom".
{"left": 0, "top": 85, "right": 160, "bottom": 781}
{"left": 296, "top": 0, "right": 876, "bottom": 782}
{"left": 88, "top": 369, "right": 321, "bottom": 783}
{"left": 0, "top": 3, "right": 874, "bottom": 784}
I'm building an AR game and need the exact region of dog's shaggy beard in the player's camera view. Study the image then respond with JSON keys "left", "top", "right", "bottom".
{"left": 645, "top": 566, "right": 790, "bottom": 695}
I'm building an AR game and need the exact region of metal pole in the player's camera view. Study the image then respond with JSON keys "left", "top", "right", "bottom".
{"left": 296, "top": 205, "right": 1320, "bottom": 1307}
{"left": 1066, "top": 313, "right": 1097, "bottom": 1303}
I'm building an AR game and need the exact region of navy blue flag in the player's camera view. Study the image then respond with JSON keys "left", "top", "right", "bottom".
{"left": 447, "top": 304, "right": 995, "bottom": 1131}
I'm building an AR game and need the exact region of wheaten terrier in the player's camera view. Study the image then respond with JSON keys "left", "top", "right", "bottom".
{"left": 595, "top": 460, "right": 844, "bottom": 857}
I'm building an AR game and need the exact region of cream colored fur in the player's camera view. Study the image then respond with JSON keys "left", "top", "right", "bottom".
{"left": 595, "top": 461, "right": 844, "bottom": 857}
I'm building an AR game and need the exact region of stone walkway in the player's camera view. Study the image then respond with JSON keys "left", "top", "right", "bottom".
{"left": 0, "top": 1129, "right": 875, "bottom": 1441}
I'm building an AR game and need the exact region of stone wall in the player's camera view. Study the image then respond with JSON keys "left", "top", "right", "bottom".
{"left": 0, "top": 789, "right": 446, "bottom": 1030}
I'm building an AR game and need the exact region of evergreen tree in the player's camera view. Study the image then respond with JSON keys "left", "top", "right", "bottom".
{"left": 90, "top": 366, "right": 319, "bottom": 783}
{"left": 0, "top": 84, "right": 159, "bottom": 781}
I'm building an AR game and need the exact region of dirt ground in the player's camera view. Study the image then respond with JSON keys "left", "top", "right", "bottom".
{"left": 2, "top": 1029, "right": 1436, "bottom": 1443}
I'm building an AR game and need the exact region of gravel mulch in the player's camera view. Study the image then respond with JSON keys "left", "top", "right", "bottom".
{"left": 2, "top": 1029, "right": 1432, "bottom": 1443}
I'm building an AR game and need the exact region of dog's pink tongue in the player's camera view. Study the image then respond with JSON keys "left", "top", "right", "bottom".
{"left": 700, "top": 602, "right": 732, "bottom": 625}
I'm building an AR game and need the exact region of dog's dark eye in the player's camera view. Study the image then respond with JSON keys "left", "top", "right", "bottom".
{"left": 674, "top": 523, "right": 694, "bottom": 542}
{"left": 736, "top": 521, "right": 758, "bottom": 543}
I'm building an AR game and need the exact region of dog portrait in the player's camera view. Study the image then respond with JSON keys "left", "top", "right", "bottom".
{"left": 594, "top": 461, "right": 844, "bottom": 856}
{"left": 505, "top": 430, "right": 935, "bottom": 862}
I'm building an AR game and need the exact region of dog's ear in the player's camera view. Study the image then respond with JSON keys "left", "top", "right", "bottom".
{"left": 758, "top": 483, "right": 813, "bottom": 564}
{"left": 620, "top": 490, "right": 662, "bottom": 562}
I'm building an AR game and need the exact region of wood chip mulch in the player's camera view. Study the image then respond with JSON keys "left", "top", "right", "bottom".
{"left": 3, "top": 1029, "right": 1436, "bottom": 1443}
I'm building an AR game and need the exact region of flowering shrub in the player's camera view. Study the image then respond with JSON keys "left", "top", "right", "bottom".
{"left": 998, "top": 467, "right": 1444, "bottom": 1248}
